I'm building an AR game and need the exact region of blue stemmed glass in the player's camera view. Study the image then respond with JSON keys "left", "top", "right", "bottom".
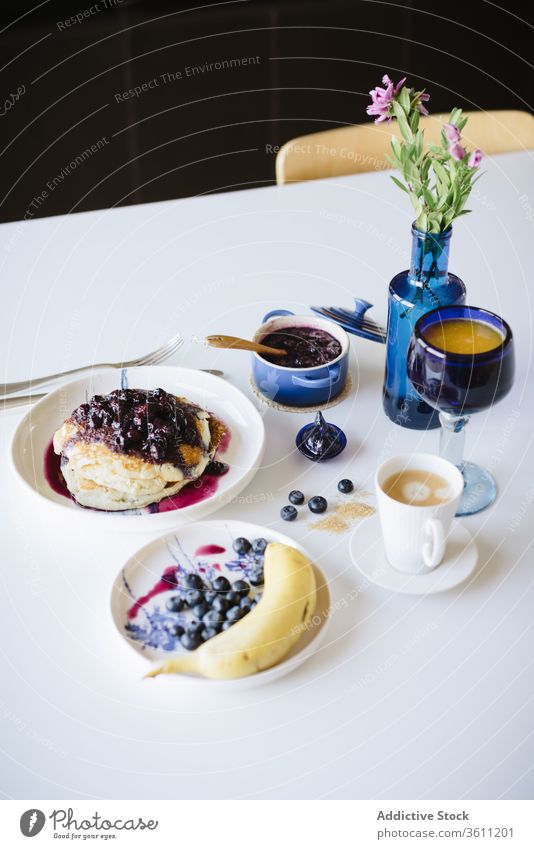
{"left": 407, "top": 305, "right": 515, "bottom": 516}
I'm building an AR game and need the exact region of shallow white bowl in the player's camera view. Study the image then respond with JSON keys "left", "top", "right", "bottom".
{"left": 110, "top": 520, "right": 331, "bottom": 690}
{"left": 11, "top": 366, "right": 265, "bottom": 531}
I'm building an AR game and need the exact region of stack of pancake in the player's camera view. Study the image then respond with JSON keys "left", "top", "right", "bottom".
{"left": 53, "top": 388, "right": 226, "bottom": 511}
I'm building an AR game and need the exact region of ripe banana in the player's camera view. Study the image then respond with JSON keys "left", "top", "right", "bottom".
{"left": 146, "top": 542, "right": 317, "bottom": 680}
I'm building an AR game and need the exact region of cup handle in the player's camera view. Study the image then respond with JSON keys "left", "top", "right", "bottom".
{"left": 422, "top": 519, "right": 445, "bottom": 569}
{"left": 262, "top": 309, "right": 294, "bottom": 322}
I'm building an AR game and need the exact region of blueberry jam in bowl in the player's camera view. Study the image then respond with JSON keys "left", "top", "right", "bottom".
{"left": 259, "top": 326, "right": 342, "bottom": 368}
{"left": 252, "top": 311, "right": 349, "bottom": 407}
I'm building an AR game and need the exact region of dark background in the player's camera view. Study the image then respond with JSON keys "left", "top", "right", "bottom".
{"left": 1, "top": 0, "right": 532, "bottom": 223}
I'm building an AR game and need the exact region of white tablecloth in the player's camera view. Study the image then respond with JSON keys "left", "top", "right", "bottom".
{"left": 1, "top": 151, "right": 533, "bottom": 800}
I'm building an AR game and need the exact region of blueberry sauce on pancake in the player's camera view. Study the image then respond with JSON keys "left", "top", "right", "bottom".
{"left": 69, "top": 388, "right": 219, "bottom": 466}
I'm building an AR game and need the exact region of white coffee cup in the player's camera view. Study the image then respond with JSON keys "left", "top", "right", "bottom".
{"left": 375, "top": 453, "right": 464, "bottom": 574}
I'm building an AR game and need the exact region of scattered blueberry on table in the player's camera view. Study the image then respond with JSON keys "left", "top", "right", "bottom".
{"left": 338, "top": 479, "right": 354, "bottom": 494}
{"left": 308, "top": 496, "right": 328, "bottom": 514}
{"left": 288, "top": 490, "right": 305, "bottom": 505}
{"left": 280, "top": 505, "right": 298, "bottom": 521}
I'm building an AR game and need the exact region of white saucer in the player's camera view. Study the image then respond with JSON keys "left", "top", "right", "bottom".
{"left": 349, "top": 514, "right": 478, "bottom": 595}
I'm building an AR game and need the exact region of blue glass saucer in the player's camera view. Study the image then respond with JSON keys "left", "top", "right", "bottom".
{"left": 296, "top": 411, "right": 347, "bottom": 461}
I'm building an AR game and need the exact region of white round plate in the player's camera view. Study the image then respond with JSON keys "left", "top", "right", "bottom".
{"left": 110, "top": 520, "right": 331, "bottom": 689}
{"left": 349, "top": 514, "right": 478, "bottom": 595}
{"left": 11, "top": 367, "right": 265, "bottom": 530}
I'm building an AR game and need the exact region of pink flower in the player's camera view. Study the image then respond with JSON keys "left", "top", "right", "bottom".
{"left": 468, "top": 148, "right": 483, "bottom": 167}
{"left": 417, "top": 92, "right": 430, "bottom": 116}
{"left": 366, "top": 74, "right": 406, "bottom": 124}
{"left": 448, "top": 142, "right": 466, "bottom": 161}
{"left": 443, "top": 122, "right": 460, "bottom": 142}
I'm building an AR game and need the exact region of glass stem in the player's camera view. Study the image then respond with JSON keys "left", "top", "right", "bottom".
{"left": 439, "top": 412, "right": 469, "bottom": 470}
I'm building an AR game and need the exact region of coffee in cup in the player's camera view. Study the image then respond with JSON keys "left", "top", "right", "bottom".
{"left": 375, "top": 454, "right": 464, "bottom": 574}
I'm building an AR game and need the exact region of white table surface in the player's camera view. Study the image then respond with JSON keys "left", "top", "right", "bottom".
{"left": 1, "top": 151, "right": 533, "bottom": 801}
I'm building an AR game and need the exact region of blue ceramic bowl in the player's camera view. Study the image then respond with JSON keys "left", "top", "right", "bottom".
{"left": 252, "top": 310, "right": 350, "bottom": 407}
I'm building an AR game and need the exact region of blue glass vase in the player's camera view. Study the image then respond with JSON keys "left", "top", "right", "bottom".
{"left": 382, "top": 223, "right": 466, "bottom": 429}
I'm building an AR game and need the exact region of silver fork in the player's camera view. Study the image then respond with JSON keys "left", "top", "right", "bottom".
{"left": 1, "top": 333, "right": 186, "bottom": 396}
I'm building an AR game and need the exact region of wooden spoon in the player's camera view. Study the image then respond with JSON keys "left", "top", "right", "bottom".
{"left": 205, "top": 334, "right": 287, "bottom": 357}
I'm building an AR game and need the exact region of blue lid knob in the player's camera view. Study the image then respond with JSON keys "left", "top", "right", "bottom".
{"left": 296, "top": 411, "right": 347, "bottom": 461}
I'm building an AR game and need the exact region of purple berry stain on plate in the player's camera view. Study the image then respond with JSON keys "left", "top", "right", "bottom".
{"left": 127, "top": 566, "right": 178, "bottom": 620}
{"left": 43, "top": 430, "right": 231, "bottom": 514}
{"left": 194, "top": 544, "right": 226, "bottom": 557}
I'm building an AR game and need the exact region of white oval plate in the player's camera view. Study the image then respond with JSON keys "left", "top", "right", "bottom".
{"left": 11, "top": 367, "right": 265, "bottom": 531}
{"left": 110, "top": 520, "right": 331, "bottom": 690}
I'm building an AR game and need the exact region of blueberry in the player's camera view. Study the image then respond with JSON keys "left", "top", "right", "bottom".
{"left": 166, "top": 622, "right": 184, "bottom": 637}
{"left": 308, "top": 496, "right": 327, "bottom": 514}
{"left": 202, "top": 610, "right": 224, "bottom": 630}
{"left": 204, "top": 590, "right": 217, "bottom": 605}
{"left": 226, "top": 605, "right": 244, "bottom": 623}
{"left": 222, "top": 621, "right": 232, "bottom": 630}
{"left": 165, "top": 595, "right": 183, "bottom": 613}
{"left": 281, "top": 505, "right": 298, "bottom": 522}
{"left": 181, "top": 632, "right": 202, "bottom": 651}
{"left": 184, "top": 589, "right": 202, "bottom": 607}
{"left": 288, "top": 490, "right": 305, "bottom": 505}
{"left": 232, "top": 537, "right": 252, "bottom": 556}
{"left": 212, "top": 576, "right": 231, "bottom": 593}
{"left": 187, "top": 620, "right": 203, "bottom": 637}
{"left": 240, "top": 597, "right": 252, "bottom": 613}
{"left": 252, "top": 538, "right": 268, "bottom": 554}
{"left": 201, "top": 627, "right": 219, "bottom": 642}
{"left": 249, "top": 568, "right": 264, "bottom": 587}
{"left": 338, "top": 479, "right": 354, "bottom": 494}
{"left": 182, "top": 573, "right": 204, "bottom": 590}
{"left": 225, "top": 591, "right": 241, "bottom": 607}
{"left": 192, "top": 603, "right": 208, "bottom": 619}
{"left": 206, "top": 460, "right": 229, "bottom": 476}
{"left": 212, "top": 595, "right": 230, "bottom": 613}
{"left": 252, "top": 593, "right": 263, "bottom": 606}
{"left": 232, "top": 579, "right": 250, "bottom": 598}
